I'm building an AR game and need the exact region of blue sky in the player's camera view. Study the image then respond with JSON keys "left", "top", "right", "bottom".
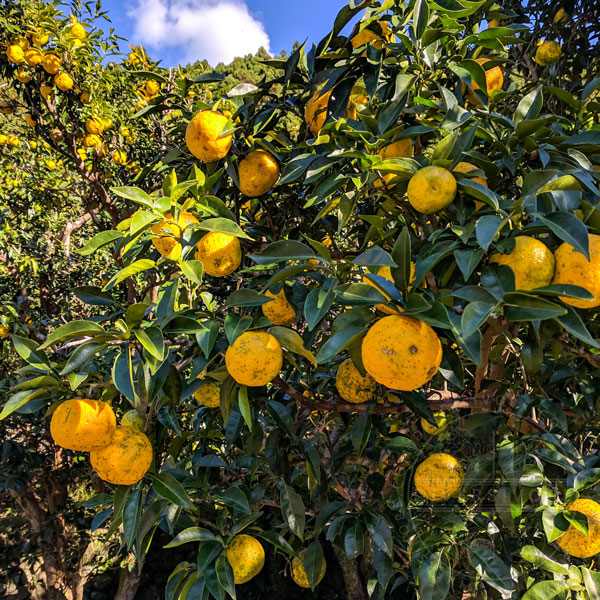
{"left": 99, "top": 0, "right": 349, "bottom": 67}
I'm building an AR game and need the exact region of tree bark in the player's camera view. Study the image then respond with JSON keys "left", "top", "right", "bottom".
{"left": 332, "top": 545, "right": 367, "bottom": 600}
{"left": 114, "top": 568, "right": 141, "bottom": 600}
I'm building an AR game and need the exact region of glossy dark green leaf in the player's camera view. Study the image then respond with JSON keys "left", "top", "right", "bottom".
{"left": 522, "top": 581, "right": 569, "bottom": 600}
{"left": 419, "top": 551, "right": 451, "bottom": 600}
{"left": 248, "top": 240, "right": 315, "bottom": 264}
{"left": 150, "top": 473, "right": 195, "bottom": 510}
{"left": 468, "top": 546, "right": 515, "bottom": 596}
{"left": 503, "top": 293, "right": 567, "bottom": 321}
{"left": 279, "top": 481, "right": 305, "bottom": 540}
{"left": 40, "top": 320, "right": 105, "bottom": 349}
{"left": 304, "top": 540, "right": 325, "bottom": 590}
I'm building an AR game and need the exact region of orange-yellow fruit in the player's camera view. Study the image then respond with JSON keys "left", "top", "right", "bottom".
{"left": 351, "top": 20, "right": 393, "bottom": 50}
{"left": 84, "top": 133, "right": 102, "bottom": 148}
{"left": 145, "top": 80, "right": 160, "bottom": 96}
{"left": 24, "top": 48, "right": 42, "bottom": 66}
{"left": 41, "top": 54, "right": 61, "bottom": 75}
{"left": 24, "top": 113, "right": 37, "bottom": 127}
{"left": 54, "top": 72, "right": 74, "bottom": 91}
{"left": 90, "top": 425, "right": 152, "bottom": 485}
{"left": 226, "top": 535, "right": 265, "bottom": 584}
{"left": 32, "top": 31, "right": 50, "bottom": 45}
{"left": 194, "top": 232, "right": 241, "bottom": 277}
{"left": 225, "top": 331, "right": 283, "bottom": 386}
{"left": 185, "top": 110, "right": 232, "bottom": 162}
{"left": 121, "top": 409, "right": 145, "bottom": 430}
{"left": 304, "top": 86, "right": 357, "bottom": 136}
{"left": 85, "top": 117, "right": 105, "bottom": 135}
{"left": 556, "top": 499, "right": 600, "bottom": 558}
{"left": 490, "top": 236, "right": 555, "bottom": 291}
{"left": 194, "top": 382, "right": 221, "bottom": 408}
{"left": 70, "top": 23, "right": 87, "bottom": 40}
{"left": 238, "top": 150, "right": 279, "bottom": 196}
{"left": 151, "top": 211, "right": 199, "bottom": 258}
{"left": 414, "top": 453, "right": 464, "bottom": 501}
{"left": 16, "top": 68, "right": 31, "bottom": 83}
{"left": 335, "top": 358, "right": 376, "bottom": 403}
{"left": 40, "top": 83, "right": 53, "bottom": 101}
{"left": 374, "top": 137, "right": 413, "bottom": 189}
{"left": 112, "top": 150, "right": 127, "bottom": 165}
{"left": 466, "top": 58, "right": 503, "bottom": 104}
{"left": 46, "top": 159, "right": 57, "bottom": 170}
{"left": 7, "top": 45, "right": 24, "bottom": 64}
{"left": 407, "top": 166, "right": 457, "bottom": 214}
{"left": 535, "top": 41, "right": 562, "bottom": 66}
{"left": 80, "top": 91, "right": 91, "bottom": 103}
{"left": 291, "top": 553, "right": 326, "bottom": 588}
{"left": 421, "top": 411, "right": 448, "bottom": 435}
{"left": 361, "top": 315, "right": 442, "bottom": 391}
{"left": 50, "top": 399, "right": 116, "bottom": 451}
{"left": 0, "top": 324, "right": 10, "bottom": 338}
{"left": 262, "top": 288, "right": 296, "bottom": 326}
{"left": 553, "top": 234, "right": 600, "bottom": 308}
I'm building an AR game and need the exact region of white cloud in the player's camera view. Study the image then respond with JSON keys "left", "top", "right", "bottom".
{"left": 127, "top": 0, "right": 271, "bottom": 66}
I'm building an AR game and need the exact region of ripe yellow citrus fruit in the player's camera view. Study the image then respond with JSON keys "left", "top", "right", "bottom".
{"left": 50, "top": 399, "right": 116, "bottom": 451}
{"left": 70, "top": 23, "right": 87, "bottom": 40}
{"left": 145, "top": 80, "right": 160, "bottom": 96}
{"left": 16, "top": 68, "right": 32, "bottom": 83}
{"left": 32, "top": 30, "right": 50, "bottom": 45}
{"left": 414, "top": 453, "right": 464, "bottom": 501}
{"left": 490, "top": 236, "right": 555, "bottom": 291}
{"left": 194, "top": 232, "right": 241, "bottom": 277}
{"left": 291, "top": 554, "right": 326, "bottom": 588}
{"left": 46, "top": 159, "right": 57, "bottom": 170}
{"left": 7, "top": 45, "right": 24, "bottom": 64}
{"left": 407, "top": 166, "right": 457, "bottom": 214}
{"left": 226, "top": 535, "right": 265, "bottom": 584}
{"left": 262, "top": 288, "right": 296, "bottom": 326}
{"left": 535, "top": 41, "right": 562, "bottom": 66}
{"left": 0, "top": 324, "right": 10, "bottom": 338}
{"left": 90, "top": 426, "right": 152, "bottom": 485}
{"left": 40, "top": 83, "right": 53, "bottom": 101}
{"left": 185, "top": 110, "right": 232, "bottom": 162}
{"left": 194, "top": 382, "right": 221, "bottom": 408}
{"left": 80, "top": 90, "right": 91, "bottom": 103}
{"left": 225, "top": 331, "right": 283, "bottom": 386}
{"left": 121, "top": 409, "right": 145, "bottom": 430}
{"left": 238, "top": 150, "right": 280, "bottom": 196}
{"left": 84, "top": 133, "right": 102, "bottom": 148}
{"left": 373, "top": 137, "right": 413, "bottom": 189}
{"left": 361, "top": 315, "right": 442, "bottom": 391}
{"left": 335, "top": 358, "right": 376, "bottom": 403}
{"left": 112, "top": 150, "right": 127, "bottom": 165}
{"left": 555, "top": 499, "right": 600, "bottom": 558}
{"left": 41, "top": 54, "right": 61, "bottom": 74}
{"left": 304, "top": 86, "right": 357, "bottom": 136}
{"left": 553, "top": 234, "right": 600, "bottom": 308}
{"left": 54, "top": 72, "right": 74, "bottom": 91}
{"left": 151, "top": 211, "right": 199, "bottom": 258}
{"left": 24, "top": 48, "right": 42, "bottom": 66}
{"left": 85, "top": 117, "right": 105, "bottom": 134}
{"left": 351, "top": 20, "right": 393, "bottom": 50}
{"left": 421, "top": 411, "right": 448, "bottom": 435}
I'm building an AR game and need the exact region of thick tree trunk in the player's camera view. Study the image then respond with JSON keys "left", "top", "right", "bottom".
{"left": 332, "top": 545, "right": 367, "bottom": 600}
{"left": 114, "top": 568, "right": 141, "bottom": 600}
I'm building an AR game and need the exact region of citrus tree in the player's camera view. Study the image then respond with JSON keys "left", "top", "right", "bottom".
{"left": 3, "top": 0, "right": 600, "bottom": 599}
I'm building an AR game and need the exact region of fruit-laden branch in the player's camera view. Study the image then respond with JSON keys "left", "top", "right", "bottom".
{"left": 272, "top": 376, "right": 491, "bottom": 414}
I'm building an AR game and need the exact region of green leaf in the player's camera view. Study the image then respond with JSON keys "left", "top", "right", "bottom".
{"left": 454, "top": 249, "right": 484, "bottom": 281}
{"left": 73, "top": 286, "right": 118, "bottom": 306}
{"left": 111, "top": 186, "right": 154, "bottom": 207}
{"left": 461, "top": 301, "right": 495, "bottom": 339}
{"left": 503, "top": 293, "right": 567, "bottom": 321}
{"left": 497, "top": 439, "right": 526, "bottom": 486}
{"left": 304, "top": 280, "right": 336, "bottom": 331}
{"left": 150, "top": 474, "right": 195, "bottom": 510}
{"left": 112, "top": 350, "right": 136, "bottom": 403}
{"left": 468, "top": 546, "right": 515, "bottom": 596}
{"left": 248, "top": 240, "right": 315, "bottom": 265}
{"left": 135, "top": 327, "right": 165, "bottom": 360}
{"left": 419, "top": 551, "right": 451, "bottom": 600}
{"left": 59, "top": 342, "right": 104, "bottom": 375}
{"left": 238, "top": 387, "right": 253, "bottom": 433}
{"left": 279, "top": 481, "right": 305, "bottom": 540}
{"left": 519, "top": 545, "right": 569, "bottom": 575}
{"left": 412, "top": 0, "right": 430, "bottom": 39}
{"left": 582, "top": 567, "right": 600, "bottom": 600}
{"left": 269, "top": 326, "right": 317, "bottom": 367}
{"left": 225, "top": 289, "right": 271, "bottom": 308}
{"left": 197, "top": 540, "right": 225, "bottom": 575}
{"left": 78, "top": 230, "right": 122, "bottom": 256}
{"left": 514, "top": 87, "right": 543, "bottom": 127}
{"left": 364, "top": 509, "right": 393, "bottom": 557}
{"left": 12, "top": 375, "right": 60, "bottom": 391}
{"left": 12, "top": 335, "right": 52, "bottom": 370}
{"left": 386, "top": 436, "right": 417, "bottom": 454}
{"left": 215, "top": 555, "right": 236, "bottom": 600}
{"left": 0, "top": 389, "right": 47, "bottom": 420}
{"left": 353, "top": 247, "right": 397, "bottom": 267}
{"left": 39, "top": 320, "right": 105, "bottom": 349}
{"left": 521, "top": 581, "right": 569, "bottom": 600}
{"left": 574, "top": 468, "right": 600, "bottom": 491}
{"left": 123, "top": 486, "right": 143, "bottom": 550}
{"left": 344, "top": 522, "right": 364, "bottom": 559}
{"left": 164, "top": 527, "right": 217, "bottom": 548}
{"left": 334, "top": 283, "right": 388, "bottom": 305}
{"left": 214, "top": 487, "right": 251, "bottom": 514}
{"left": 198, "top": 217, "right": 252, "bottom": 240}
{"left": 475, "top": 216, "right": 504, "bottom": 251}
{"left": 303, "top": 541, "right": 325, "bottom": 590}
{"left": 105, "top": 260, "right": 156, "bottom": 290}
{"left": 536, "top": 213, "right": 590, "bottom": 259}
{"left": 316, "top": 326, "right": 366, "bottom": 364}
{"left": 391, "top": 227, "right": 411, "bottom": 290}
{"left": 180, "top": 260, "right": 204, "bottom": 285}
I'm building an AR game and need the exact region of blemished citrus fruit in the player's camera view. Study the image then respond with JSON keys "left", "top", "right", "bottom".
{"left": 185, "top": 110, "right": 232, "bottom": 162}
{"left": 54, "top": 72, "right": 74, "bottom": 91}
{"left": 238, "top": 150, "right": 280, "bottom": 196}
{"left": 16, "top": 68, "right": 32, "bottom": 83}
{"left": 7, "top": 45, "right": 24, "bottom": 64}
{"left": 351, "top": 20, "right": 393, "bottom": 50}
{"left": 32, "top": 30, "right": 50, "bottom": 45}
{"left": 226, "top": 535, "right": 265, "bottom": 584}
{"left": 373, "top": 137, "right": 413, "bottom": 189}
{"left": 553, "top": 234, "right": 600, "bottom": 308}
{"left": 465, "top": 58, "right": 503, "bottom": 104}
{"left": 85, "top": 117, "right": 105, "bottom": 134}
{"left": 194, "top": 232, "right": 241, "bottom": 277}
{"left": 70, "top": 23, "right": 87, "bottom": 40}
{"left": 291, "top": 553, "right": 326, "bottom": 588}
{"left": 555, "top": 499, "right": 600, "bottom": 558}
{"left": 16, "top": 36, "right": 29, "bottom": 50}
{"left": 490, "top": 236, "right": 555, "bottom": 291}
{"left": 194, "top": 382, "right": 221, "bottom": 408}
{"left": 151, "top": 211, "right": 199, "bottom": 258}
{"left": 335, "top": 358, "right": 377, "bottom": 403}
{"left": 304, "top": 86, "right": 357, "bottom": 136}
{"left": 535, "top": 41, "right": 562, "bottom": 66}
{"left": 262, "top": 288, "right": 296, "bottom": 326}
{"left": 421, "top": 411, "right": 448, "bottom": 435}
{"left": 84, "top": 133, "right": 102, "bottom": 148}
{"left": 145, "top": 80, "right": 160, "bottom": 96}
{"left": 80, "top": 91, "right": 91, "bottom": 103}
{"left": 41, "top": 54, "right": 61, "bottom": 74}
{"left": 25, "top": 48, "right": 42, "bottom": 66}
{"left": 414, "top": 453, "right": 464, "bottom": 501}
{"left": 361, "top": 315, "right": 442, "bottom": 391}
{"left": 50, "top": 399, "right": 116, "bottom": 451}
{"left": 121, "top": 409, "right": 145, "bottom": 430}
{"left": 90, "top": 425, "right": 152, "bottom": 485}
{"left": 225, "top": 331, "right": 283, "bottom": 386}
{"left": 407, "top": 166, "right": 457, "bottom": 214}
